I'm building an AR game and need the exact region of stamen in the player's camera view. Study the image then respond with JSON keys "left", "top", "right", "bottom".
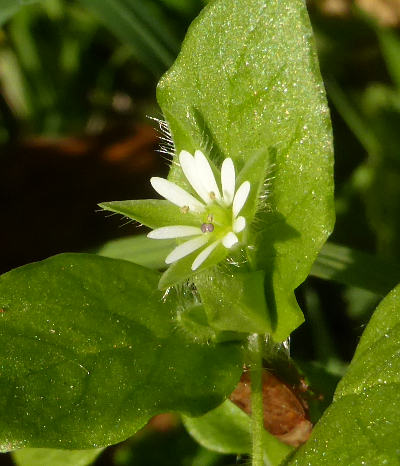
{"left": 180, "top": 206, "right": 189, "bottom": 213}
{"left": 201, "top": 223, "right": 215, "bottom": 233}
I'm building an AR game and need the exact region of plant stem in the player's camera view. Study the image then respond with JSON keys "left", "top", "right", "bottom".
{"left": 250, "top": 333, "right": 264, "bottom": 466}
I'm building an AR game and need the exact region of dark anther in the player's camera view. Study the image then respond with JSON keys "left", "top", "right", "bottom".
{"left": 201, "top": 223, "right": 214, "bottom": 233}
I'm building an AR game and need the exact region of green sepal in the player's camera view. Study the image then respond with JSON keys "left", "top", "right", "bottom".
{"left": 195, "top": 269, "right": 271, "bottom": 334}
{"left": 176, "top": 304, "right": 217, "bottom": 343}
{"left": 99, "top": 199, "right": 200, "bottom": 229}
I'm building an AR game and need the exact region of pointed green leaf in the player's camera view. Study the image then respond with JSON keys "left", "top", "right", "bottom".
{"left": 97, "top": 235, "right": 174, "bottom": 270}
{"left": 287, "top": 284, "right": 400, "bottom": 464}
{"left": 99, "top": 200, "right": 200, "bottom": 229}
{"left": 157, "top": 0, "right": 334, "bottom": 340}
{"left": 0, "top": 254, "right": 242, "bottom": 450}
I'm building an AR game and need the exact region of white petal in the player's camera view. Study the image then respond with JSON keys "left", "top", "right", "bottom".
{"left": 232, "top": 181, "right": 250, "bottom": 217}
{"left": 179, "top": 150, "right": 210, "bottom": 204}
{"left": 221, "top": 158, "right": 235, "bottom": 206}
{"left": 194, "top": 150, "right": 221, "bottom": 202}
{"left": 222, "top": 232, "right": 239, "bottom": 249}
{"left": 150, "top": 177, "right": 204, "bottom": 212}
{"left": 148, "top": 226, "right": 202, "bottom": 239}
{"left": 233, "top": 216, "right": 246, "bottom": 233}
{"left": 165, "top": 235, "right": 208, "bottom": 264}
{"left": 191, "top": 240, "right": 220, "bottom": 271}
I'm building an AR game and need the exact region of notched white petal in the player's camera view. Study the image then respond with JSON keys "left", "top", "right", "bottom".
{"left": 179, "top": 151, "right": 210, "bottom": 204}
{"left": 150, "top": 177, "right": 204, "bottom": 212}
{"left": 191, "top": 240, "right": 220, "bottom": 271}
{"left": 232, "top": 181, "right": 250, "bottom": 217}
{"left": 233, "top": 216, "right": 246, "bottom": 233}
{"left": 165, "top": 235, "right": 208, "bottom": 264}
{"left": 222, "top": 232, "right": 239, "bottom": 249}
{"left": 147, "top": 226, "right": 202, "bottom": 239}
{"left": 194, "top": 150, "right": 221, "bottom": 202}
{"left": 221, "top": 158, "right": 235, "bottom": 206}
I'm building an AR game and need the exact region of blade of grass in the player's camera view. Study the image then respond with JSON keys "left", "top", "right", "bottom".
{"left": 78, "top": 0, "right": 178, "bottom": 75}
{"left": 311, "top": 242, "right": 400, "bottom": 296}
{"left": 326, "top": 80, "right": 381, "bottom": 156}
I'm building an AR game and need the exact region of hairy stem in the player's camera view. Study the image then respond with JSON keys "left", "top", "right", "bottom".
{"left": 250, "top": 333, "right": 264, "bottom": 466}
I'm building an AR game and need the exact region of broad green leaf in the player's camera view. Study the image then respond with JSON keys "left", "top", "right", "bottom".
{"left": 287, "top": 284, "right": 400, "bottom": 464}
{"left": 184, "top": 400, "right": 292, "bottom": 465}
{"left": 0, "top": 254, "right": 242, "bottom": 450}
{"left": 97, "top": 234, "right": 173, "bottom": 269}
{"left": 157, "top": 0, "right": 335, "bottom": 341}
{"left": 13, "top": 447, "right": 103, "bottom": 466}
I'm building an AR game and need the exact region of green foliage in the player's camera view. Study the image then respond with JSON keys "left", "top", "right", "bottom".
{"left": 12, "top": 447, "right": 103, "bottom": 466}
{"left": 0, "top": 254, "right": 242, "bottom": 450}
{"left": 78, "top": 0, "right": 179, "bottom": 76}
{"left": 183, "top": 400, "right": 292, "bottom": 464}
{"left": 287, "top": 284, "right": 400, "bottom": 464}
{"left": 310, "top": 242, "right": 400, "bottom": 296}
{"left": 157, "top": 0, "right": 335, "bottom": 341}
{"left": 97, "top": 234, "right": 174, "bottom": 270}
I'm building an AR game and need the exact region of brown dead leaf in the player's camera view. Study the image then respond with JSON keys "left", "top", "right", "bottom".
{"left": 229, "top": 370, "right": 312, "bottom": 447}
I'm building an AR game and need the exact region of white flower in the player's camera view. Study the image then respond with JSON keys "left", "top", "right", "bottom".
{"left": 147, "top": 150, "right": 251, "bottom": 271}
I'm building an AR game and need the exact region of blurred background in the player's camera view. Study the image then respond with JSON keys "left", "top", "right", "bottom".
{"left": 1, "top": 0, "right": 400, "bottom": 464}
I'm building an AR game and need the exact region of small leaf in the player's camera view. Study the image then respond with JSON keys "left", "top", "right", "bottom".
{"left": 183, "top": 400, "right": 292, "bottom": 464}
{"left": 0, "top": 254, "right": 242, "bottom": 450}
{"left": 99, "top": 200, "right": 200, "bottom": 229}
{"left": 287, "top": 284, "right": 400, "bottom": 464}
{"left": 12, "top": 448, "right": 103, "bottom": 466}
{"left": 97, "top": 234, "right": 174, "bottom": 270}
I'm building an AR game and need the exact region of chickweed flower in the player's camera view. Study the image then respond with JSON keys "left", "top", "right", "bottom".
{"left": 148, "top": 150, "right": 250, "bottom": 271}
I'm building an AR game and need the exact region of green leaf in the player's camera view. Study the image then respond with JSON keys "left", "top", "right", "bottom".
{"left": 157, "top": 0, "right": 335, "bottom": 341}
{"left": 97, "top": 234, "right": 173, "bottom": 269}
{"left": 183, "top": 400, "right": 292, "bottom": 464}
{"left": 0, "top": 0, "right": 39, "bottom": 26}
{"left": 0, "top": 254, "right": 242, "bottom": 450}
{"left": 99, "top": 200, "right": 200, "bottom": 229}
{"left": 378, "top": 27, "right": 400, "bottom": 90}
{"left": 310, "top": 242, "right": 400, "bottom": 296}
{"left": 78, "top": 0, "right": 179, "bottom": 76}
{"left": 287, "top": 284, "right": 400, "bottom": 464}
{"left": 13, "top": 448, "right": 103, "bottom": 466}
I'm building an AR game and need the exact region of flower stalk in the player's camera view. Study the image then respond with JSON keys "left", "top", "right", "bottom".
{"left": 250, "top": 333, "right": 264, "bottom": 466}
